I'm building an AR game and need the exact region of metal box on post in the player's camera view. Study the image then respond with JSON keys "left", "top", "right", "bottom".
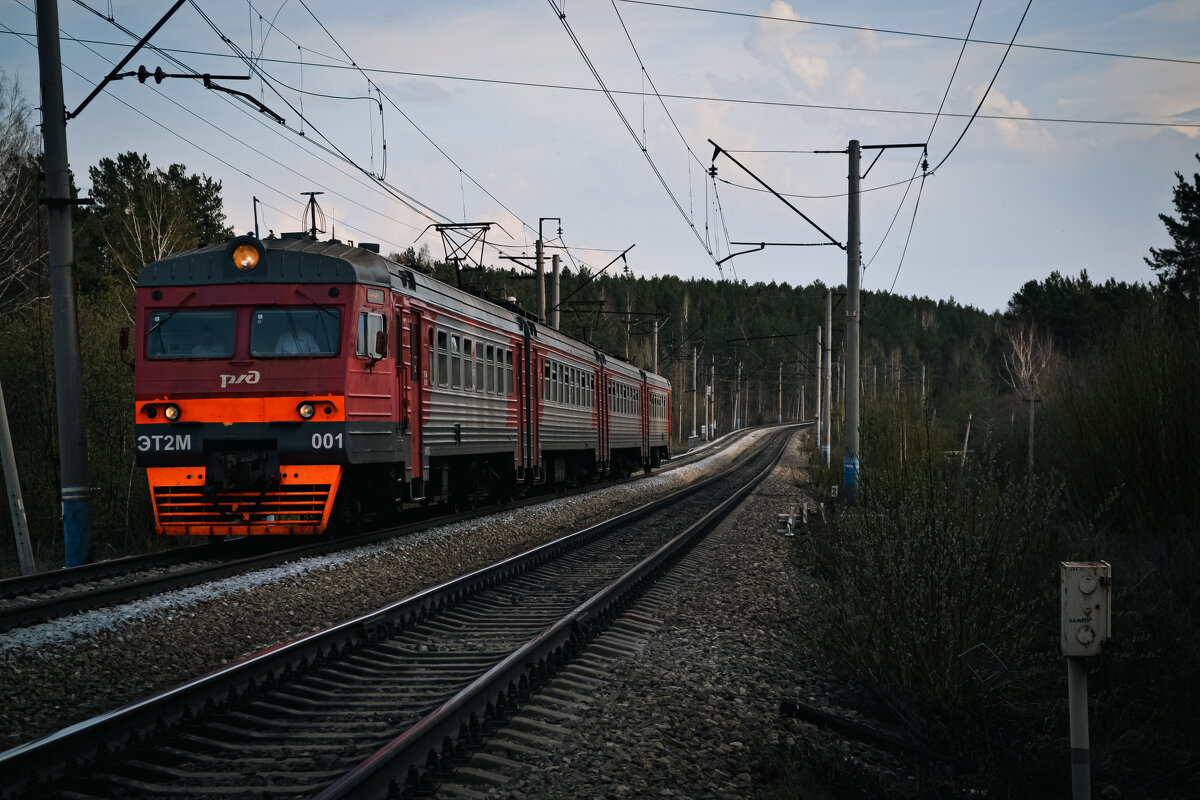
{"left": 1060, "top": 561, "right": 1112, "bottom": 657}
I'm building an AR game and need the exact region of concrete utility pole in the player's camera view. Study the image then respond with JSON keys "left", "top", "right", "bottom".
{"left": 778, "top": 362, "right": 783, "bottom": 424}
{"left": 37, "top": 0, "right": 93, "bottom": 566}
{"left": 815, "top": 326, "right": 822, "bottom": 452}
{"left": 700, "top": 357, "right": 710, "bottom": 438}
{"left": 537, "top": 217, "right": 560, "bottom": 325}
{"left": 651, "top": 318, "right": 659, "bottom": 374}
{"left": 691, "top": 347, "right": 697, "bottom": 437}
{"left": 823, "top": 291, "right": 833, "bottom": 468}
{"left": 822, "top": 137, "right": 925, "bottom": 501}
{"left": 550, "top": 254, "right": 561, "bottom": 330}
{"left": 534, "top": 239, "right": 544, "bottom": 322}
{"left": 845, "top": 140, "right": 861, "bottom": 501}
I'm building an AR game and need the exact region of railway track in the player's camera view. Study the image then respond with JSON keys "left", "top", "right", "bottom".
{"left": 0, "top": 426, "right": 792, "bottom": 799}
{"left": 0, "top": 431, "right": 743, "bottom": 634}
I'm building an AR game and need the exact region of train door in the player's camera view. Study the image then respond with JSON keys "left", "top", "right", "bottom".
{"left": 519, "top": 319, "right": 535, "bottom": 484}
{"left": 594, "top": 364, "right": 606, "bottom": 474}
{"left": 640, "top": 371, "right": 650, "bottom": 468}
{"left": 599, "top": 367, "right": 610, "bottom": 474}
{"left": 400, "top": 307, "right": 424, "bottom": 496}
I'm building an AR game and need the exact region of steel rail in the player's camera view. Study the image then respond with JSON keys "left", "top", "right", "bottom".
{"left": 0, "top": 426, "right": 793, "bottom": 798}
{"left": 0, "top": 429, "right": 748, "bottom": 633}
{"left": 318, "top": 428, "right": 793, "bottom": 799}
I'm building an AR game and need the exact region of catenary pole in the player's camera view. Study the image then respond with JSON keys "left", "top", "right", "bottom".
{"left": 534, "top": 238, "right": 545, "bottom": 323}
{"left": 811, "top": 137, "right": 923, "bottom": 498}
{"left": 700, "top": 357, "right": 710, "bottom": 441}
{"left": 815, "top": 326, "right": 822, "bottom": 452}
{"left": 652, "top": 318, "right": 659, "bottom": 375}
{"left": 823, "top": 291, "right": 832, "bottom": 468}
{"left": 537, "top": 217, "right": 560, "bottom": 326}
{"left": 691, "top": 347, "right": 697, "bottom": 438}
{"left": 845, "top": 139, "right": 861, "bottom": 502}
{"left": 550, "top": 254, "right": 560, "bottom": 330}
{"left": 36, "top": 0, "right": 93, "bottom": 566}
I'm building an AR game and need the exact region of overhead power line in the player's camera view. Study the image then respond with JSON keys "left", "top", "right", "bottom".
{"left": 5, "top": 2, "right": 441, "bottom": 253}
{"left": 6, "top": 29, "right": 1195, "bottom": 131}
{"left": 545, "top": 0, "right": 717, "bottom": 264}
{"left": 617, "top": 0, "right": 1200, "bottom": 68}
{"left": 929, "top": 0, "right": 1034, "bottom": 174}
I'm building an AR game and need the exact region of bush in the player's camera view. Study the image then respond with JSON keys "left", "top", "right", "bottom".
{"left": 807, "top": 399, "right": 1067, "bottom": 793}
{"left": 801, "top": 300, "right": 1200, "bottom": 797}
{"left": 1038, "top": 303, "right": 1200, "bottom": 792}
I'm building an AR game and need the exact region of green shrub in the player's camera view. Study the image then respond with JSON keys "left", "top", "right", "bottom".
{"left": 1037, "top": 303, "right": 1200, "bottom": 790}
{"left": 806, "top": 400, "right": 1067, "bottom": 793}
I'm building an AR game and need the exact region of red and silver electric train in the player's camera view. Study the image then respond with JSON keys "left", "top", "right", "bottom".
{"left": 133, "top": 234, "right": 672, "bottom": 536}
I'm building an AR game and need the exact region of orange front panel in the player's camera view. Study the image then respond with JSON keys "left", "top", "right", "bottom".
{"left": 147, "top": 464, "right": 342, "bottom": 535}
{"left": 136, "top": 395, "right": 345, "bottom": 425}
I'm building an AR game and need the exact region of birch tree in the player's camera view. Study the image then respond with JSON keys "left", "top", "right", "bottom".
{"left": 0, "top": 72, "right": 43, "bottom": 314}
{"left": 999, "top": 321, "right": 1056, "bottom": 472}
{"left": 76, "top": 152, "right": 232, "bottom": 287}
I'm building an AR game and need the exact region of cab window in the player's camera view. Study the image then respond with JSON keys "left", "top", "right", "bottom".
{"left": 250, "top": 308, "right": 340, "bottom": 357}
{"left": 146, "top": 309, "right": 235, "bottom": 359}
{"left": 356, "top": 312, "right": 387, "bottom": 359}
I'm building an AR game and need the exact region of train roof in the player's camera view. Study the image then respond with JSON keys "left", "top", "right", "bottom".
{"left": 137, "top": 237, "right": 393, "bottom": 288}
{"left": 138, "top": 236, "right": 670, "bottom": 388}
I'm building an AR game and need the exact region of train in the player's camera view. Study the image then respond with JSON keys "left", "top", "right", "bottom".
{"left": 133, "top": 234, "right": 672, "bottom": 536}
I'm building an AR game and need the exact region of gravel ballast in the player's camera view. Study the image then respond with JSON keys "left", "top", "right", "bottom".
{"left": 463, "top": 429, "right": 907, "bottom": 799}
{"left": 2, "top": 428, "right": 908, "bottom": 799}
{"left": 0, "top": 433, "right": 762, "bottom": 752}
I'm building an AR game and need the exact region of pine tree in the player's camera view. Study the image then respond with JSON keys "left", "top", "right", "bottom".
{"left": 1146, "top": 153, "right": 1200, "bottom": 326}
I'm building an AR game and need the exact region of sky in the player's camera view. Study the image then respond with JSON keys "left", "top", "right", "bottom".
{"left": 3, "top": 0, "right": 1198, "bottom": 313}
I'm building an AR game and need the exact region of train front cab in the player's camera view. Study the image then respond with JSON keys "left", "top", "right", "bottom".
{"left": 135, "top": 237, "right": 408, "bottom": 535}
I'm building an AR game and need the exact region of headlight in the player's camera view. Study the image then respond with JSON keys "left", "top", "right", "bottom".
{"left": 298, "top": 402, "right": 315, "bottom": 419}
{"left": 163, "top": 403, "right": 181, "bottom": 421}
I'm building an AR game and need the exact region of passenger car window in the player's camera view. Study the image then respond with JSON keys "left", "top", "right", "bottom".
{"left": 463, "top": 338, "right": 474, "bottom": 390}
{"left": 475, "top": 341, "right": 485, "bottom": 393}
{"left": 450, "top": 334, "right": 462, "bottom": 389}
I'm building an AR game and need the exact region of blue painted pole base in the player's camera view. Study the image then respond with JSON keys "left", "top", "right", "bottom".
{"left": 843, "top": 456, "right": 860, "bottom": 503}
{"left": 63, "top": 497, "right": 93, "bottom": 567}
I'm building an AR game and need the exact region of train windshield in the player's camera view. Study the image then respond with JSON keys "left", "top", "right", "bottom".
{"left": 251, "top": 308, "right": 340, "bottom": 357}
{"left": 145, "top": 310, "right": 235, "bottom": 359}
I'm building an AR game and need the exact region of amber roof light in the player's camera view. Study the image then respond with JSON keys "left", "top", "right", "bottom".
{"left": 227, "top": 235, "right": 264, "bottom": 272}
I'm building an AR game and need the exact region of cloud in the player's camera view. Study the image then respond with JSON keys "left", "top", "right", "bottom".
{"left": 744, "top": 1, "right": 829, "bottom": 92}
{"left": 841, "top": 27, "right": 880, "bottom": 55}
{"left": 846, "top": 66, "right": 866, "bottom": 96}
{"left": 980, "top": 88, "right": 1054, "bottom": 152}
{"left": 1170, "top": 107, "right": 1200, "bottom": 139}
{"left": 1128, "top": 0, "right": 1200, "bottom": 22}
{"left": 388, "top": 78, "right": 454, "bottom": 105}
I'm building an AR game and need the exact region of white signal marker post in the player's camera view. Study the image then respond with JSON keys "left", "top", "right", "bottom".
{"left": 1060, "top": 561, "right": 1112, "bottom": 800}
